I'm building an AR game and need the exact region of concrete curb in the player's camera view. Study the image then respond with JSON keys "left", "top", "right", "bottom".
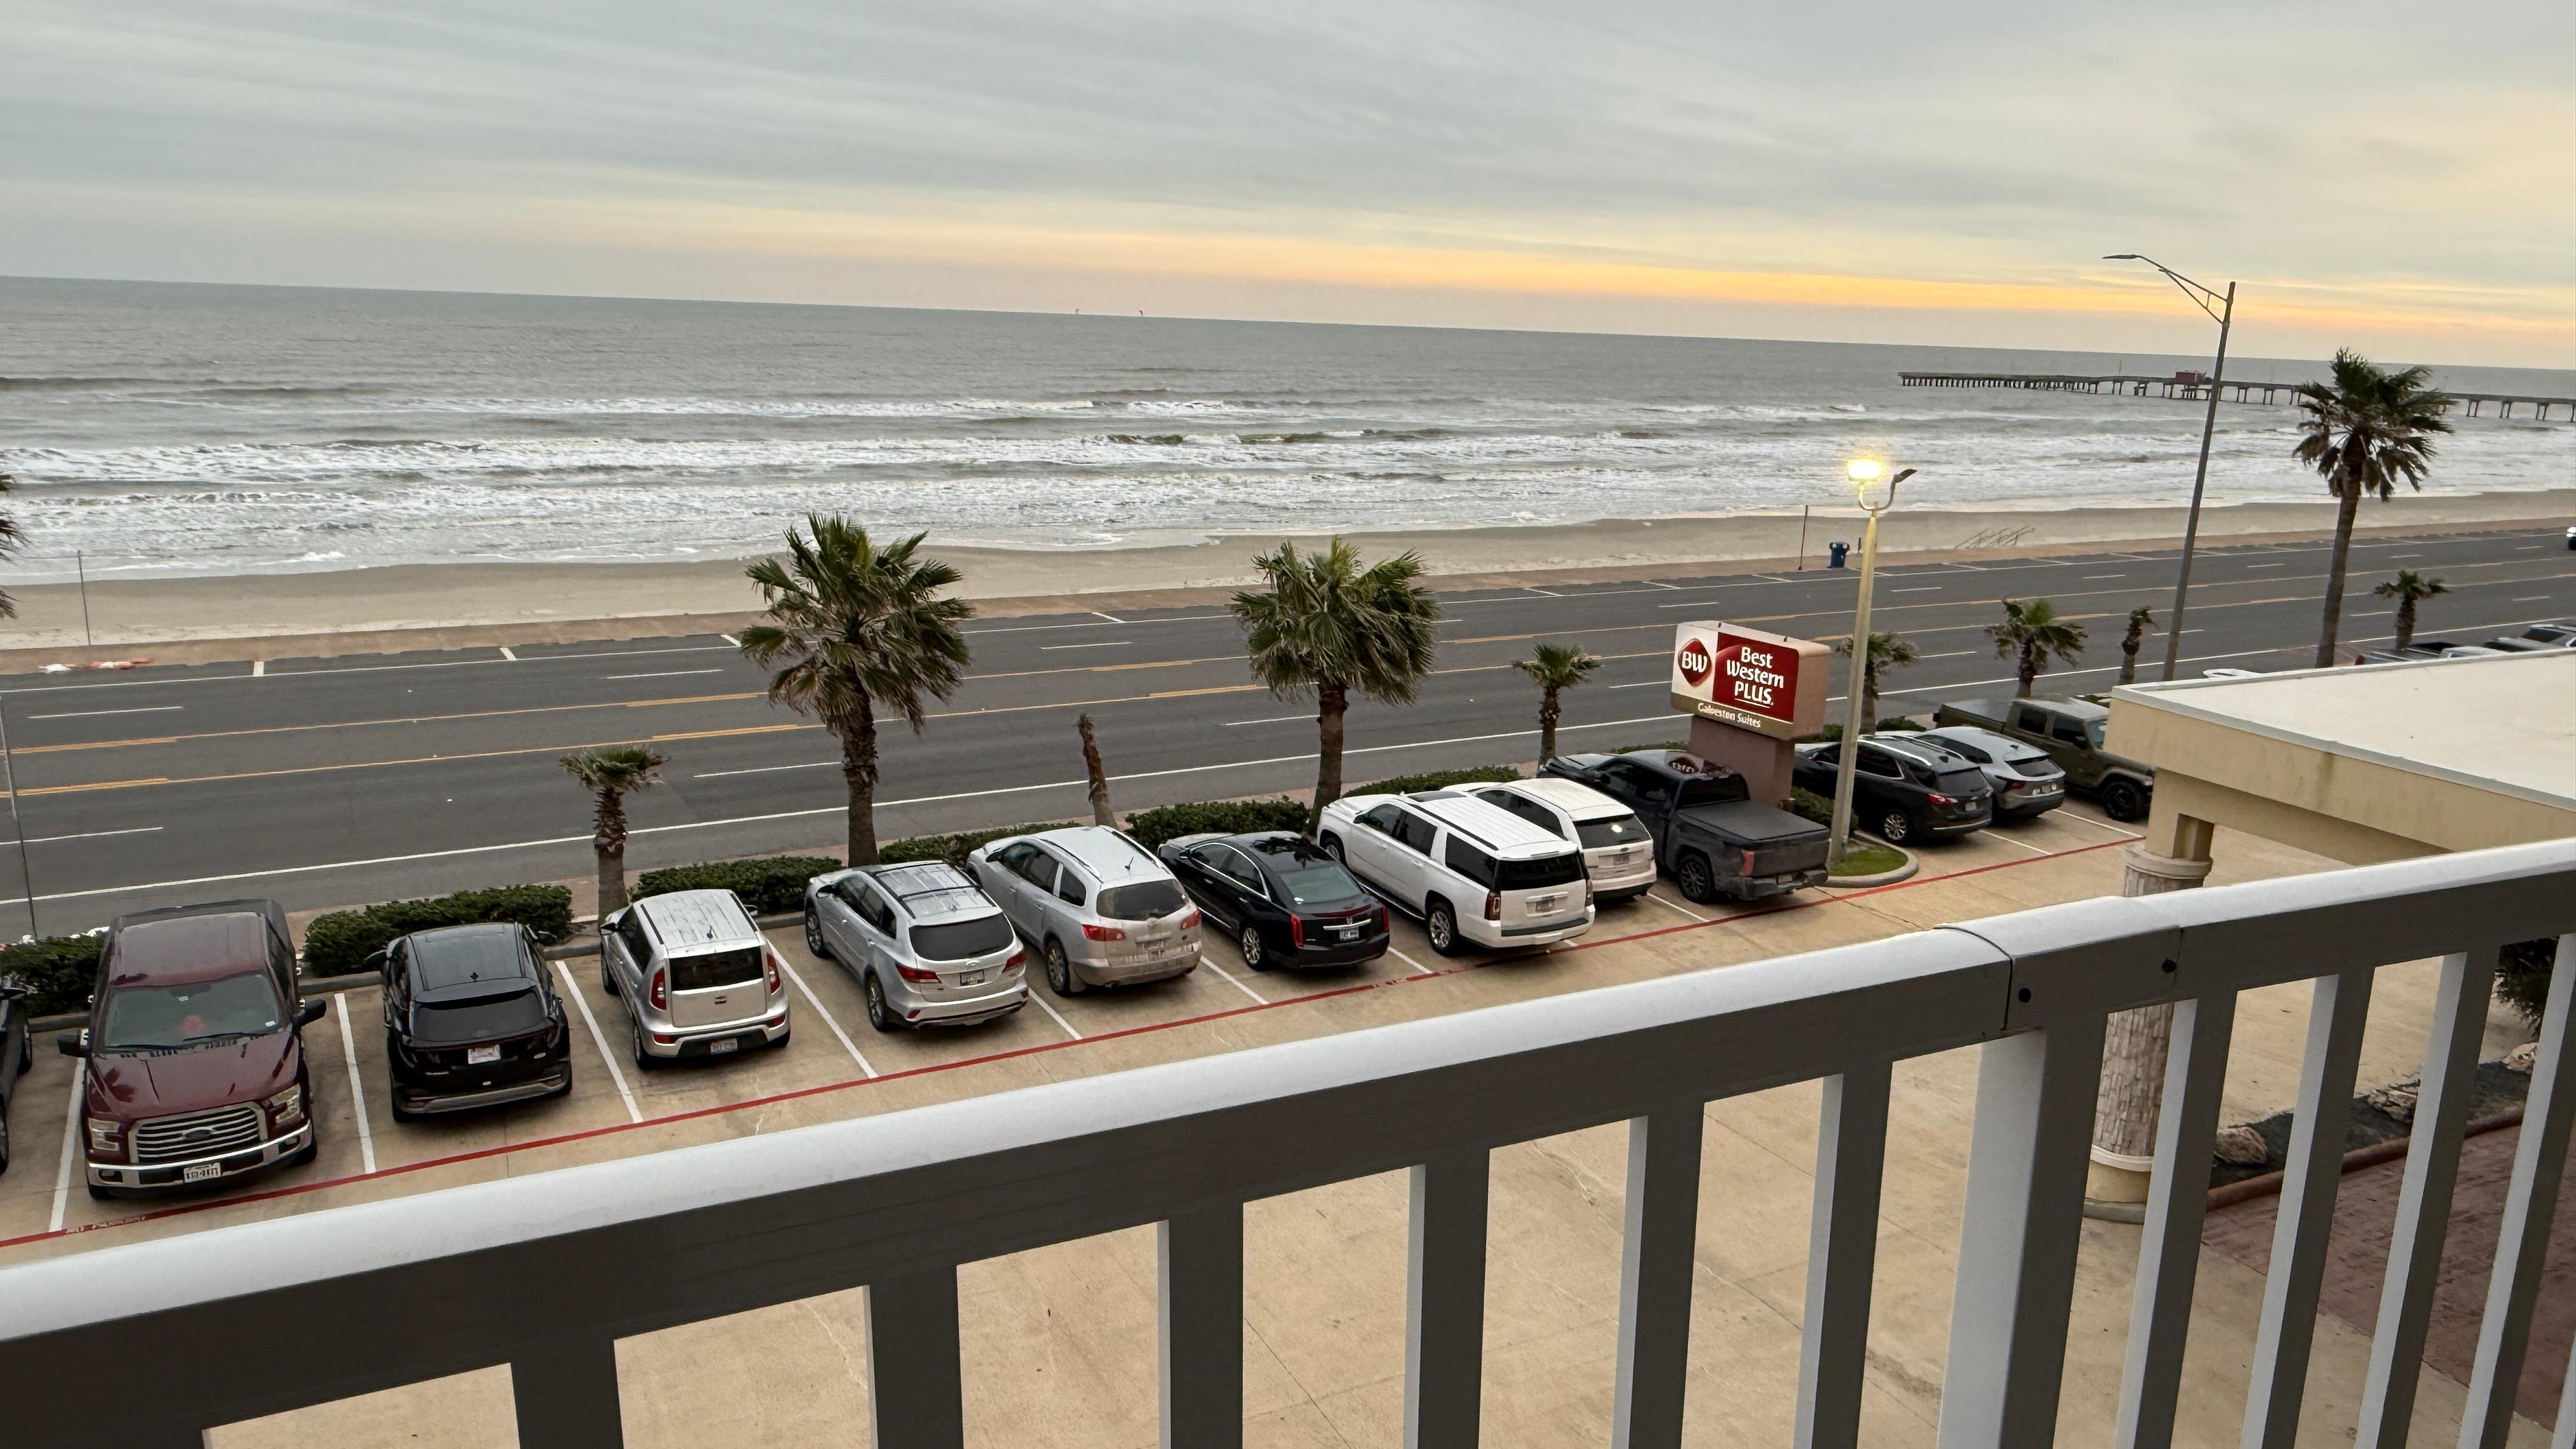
{"left": 1825, "top": 842, "right": 1919, "bottom": 887}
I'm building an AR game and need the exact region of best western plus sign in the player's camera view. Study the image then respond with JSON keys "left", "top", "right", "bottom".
{"left": 1667, "top": 620, "right": 1832, "bottom": 803}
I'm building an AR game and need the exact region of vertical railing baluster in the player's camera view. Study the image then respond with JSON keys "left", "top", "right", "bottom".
{"left": 1795, "top": 1059, "right": 1892, "bottom": 1449}
{"left": 2459, "top": 935, "right": 2576, "bottom": 1449}
{"left": 1612, "top": 1101, "right": 1706, "bottom": 1449}
{"left": 1936, "top": 1013, "right": 2107, "bottom": 1449}
{"left": 869, "top": 1268, "right": 967, "bottom": 1449}
{"left": 2117, "top": 990, "right": 2239, "bottom": 1449}
{"left": 510, "top": 1333, "right": 625, "bottom": 1449}
{"left": 1160, "top": 1202, "right": 1245, "bottom": 1449}
{"left": 1406, "top": 1149, "right": 1491, "bottom": 1449}
{"left": 2358, "top": 951, "right": 2497, "bottom": 1446}
{"left": 2243, "top": 966, "right": 2375, "bottom": 1449}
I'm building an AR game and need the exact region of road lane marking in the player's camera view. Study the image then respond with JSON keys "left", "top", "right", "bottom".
{"left": 17, "top": 722, "right": 806, "bottom": 795}
{"left": 1891, "top": 586, "right": 1944, "bottom": 593}
{"left": 1608, "top": 680, "right": 1665, "bottom": 688}
{"left": 334, "top": 995, "right": 378, "bottom": 1176}
{"left": 50, "top": 1082, "right": 82, "bottom": 1232}
{"left": 251, "top": 660, "right": 266, "bottom": 678}
{"left": 1092, "top": 612, "right": 1125, "bottom": 624}
{"left": 1223, "top": 714, "right": 1312, "bottom": 726}
{"left": 1029, "top": 992, "right": 1082, "bottom": 1039}
{"left": 2084, "top": 574, "right": 2126, "bottom": 580}
{"left": 604, "top": 668, "right": 722, "bottom": 679}
{"left": 774, "top": 957, "right": 877, "bottom": 1077}
{"left": 720, "top": 634, "right": 739, "bottom": 646}
{"left": 1200, "top": 956, "right": 1268, "bottom": 1006}
{"left": 1039, "top": 641, "right": 1133, "bottom": 650}
{"left": 498, "top": 647, "right": 518, "bottom": 661}
{"left": 11, "top": 691, "right": 769, "bottom": 755}
{"left": 696, "top": 760, "right": 835, "bottom": 778}
{"left": 21, "top": 825, "right": 162, "bottom": 845}
{"left": 1524, "top": 586, "right": 1561, "bottom": 597}
{"left": 553, "top": 961, "right": 641, "bottom": 1123}
{"left": 26, "top": 705, "right": 184, "bottom": 721}
{"left": 965, "top": 613, "right": 1229, "bottom": 636}
{"left": 2513, "top": 596, "right": 2550, "bottom": 602}
{"left": 2389, "top": 553, "right": 2420, "bottom": 560}
{"left": 2245, "top": 562, "right": 2285, "bottom": 569}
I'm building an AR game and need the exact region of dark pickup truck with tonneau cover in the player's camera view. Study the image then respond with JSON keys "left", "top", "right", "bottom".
{"left": 1932, "top": 696, "right": 2154, "bottom": 821}
{"left": 1540, "top": 749, "right": 1830, "bottom": 903}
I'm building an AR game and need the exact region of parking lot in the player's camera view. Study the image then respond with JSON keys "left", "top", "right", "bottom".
{"left": 0, "top": 802, "right": 2154, "bottom": 1260}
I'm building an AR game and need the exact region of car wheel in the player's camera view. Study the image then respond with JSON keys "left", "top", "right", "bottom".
{"left": 15, "top": 1035, "right": 28, "bottom": 1075}
{"left": 1878, "top": 808, "right": 1915, "bottom": 845}
{"left": 88, "top": 1183, "right": 114, "bottom": 1201}
{"left": 1321, "top": 834, "right": 1346, "bottom": 864}
{"left": 1674, "top": 852, "right": 1719, "bottom": 904}
{"left": 390, "top": 1097, "right": 419, "bottom": 1124}
{"left": 288, "top": 1137, "right": 318, "bottom": 1168}
{"left": 1045, "top": 938, "right": 1085, "bottom": 997}
{"left": 0, "top": 1112, "right": 11, "bottom": 1176}
{"left": 629, "top": 1015, "right": 662, "bottom": 1071}
{"left": 804, "top": 907, "right": 832, "bottom": 960}
{"left": 863, "top": 974, "right": 903, "bottom": 1034}
{"left": 553, "top": 1064, "right": 575, "bottom": 1098}
{"left": 600, "top": 954, "right": 618, "bottom": 997}
{"left": 2100, "top": 778, "right": 2148, "bottom": 823}
{"left": 1238, "top": 926, "right": 1269, "bottom": 970}
{"left": 1425, "top": 898, "right": 1465, "bottom": 957}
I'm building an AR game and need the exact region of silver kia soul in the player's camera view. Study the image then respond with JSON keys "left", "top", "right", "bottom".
{"left": 598, "top": 889, "right": 790, "bottom": 1067}
{"left": 802, "top": 861, "right": 1029, "bottom": 1032}
{"left": 967, "top": 825, "right": 1202, "bottom": 997}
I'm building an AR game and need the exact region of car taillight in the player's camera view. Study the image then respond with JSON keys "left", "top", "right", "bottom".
{"left": 896, "top": 963, "right": 941, "bottom": 983}
{"left": 1083, "top": 923, "right": 1126, "bottom": 942}
{"left": 647, "top": 970, "right": 668, "bottom": 1011}
{"left": 1180, "top": 908, "right": 1200, "bottom": 930}
{"left": 1741, "top": 848, "right": 1759, "bottom": 877}
{"left": 763, "top": 946, "right": 783, "bottom": 993}
{"left": 1289, "top": 916, "right": 1307, "bottom": 947}
{"left": 1006, "top": 946, "right": 1028, "bottom": 969}
{"left": 1927, "top": 792, "right": 1958, "bottom": 806}
{"left": 1378, "top": 905, "right": 1392, "bottom": 933}
{"left": 1483, "top": 892, "right": 1501, "bottom": 921}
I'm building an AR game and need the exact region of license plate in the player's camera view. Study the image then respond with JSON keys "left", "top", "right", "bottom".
{"left": 709, "top": 1038, "right": 739, "bottom": 1055}
{"left": 183, "top": 1163, "right": 220, "bottom": 1183}
{"left": 466, "top": 1044, "right": 502, "bottom": 1066}
{"left": 2032, "top": 785, "right": 2061, "bottom": 795}
{"left": 1529, "top": 895, "right": 1563, "bottom": 913}
{"left": 959, "top": 970, "right": 986, "bottom": 986}
{"left": 1335, "top": 927, "right": 1360, "bottom": 941}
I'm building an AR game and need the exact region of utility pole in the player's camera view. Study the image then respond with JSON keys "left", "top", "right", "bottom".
{"left": 1826, "top": 461, "right": 1914, "bottom": 865}
{"left": 2104, "top": 255, "right": 2236, "bottom": 682}
{"left": 0, "top": 699, "right": 37, "bottom": 938}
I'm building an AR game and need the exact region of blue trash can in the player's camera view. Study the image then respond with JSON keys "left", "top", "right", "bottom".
{"left": 1827, "top": 540, "right": 1850, "bottom": 569}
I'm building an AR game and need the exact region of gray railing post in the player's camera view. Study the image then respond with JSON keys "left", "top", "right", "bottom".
{"left": 1611, "top": 1101, "right": 1706, "bottom": 1449}
{"left": 1160, "top": 1202, "right": 1245, "bottom": 1449}
{"left": 1795, "top": 1059, "right": 1892, "bottom": 1449}
{"left": 2459, "top": 935, "right": 2576, "bottom": 1449}
{"left": 870, "top": 1268, "right": 967, "bottom": 1449}
{"left": 512, "top": 1335, "right": 625, "bottom": 1449}
{"left": 2117, "top": 990, "right": 2239, "bottom": 1449}
{"left": 1936, "top": 1015, "right": 2107, "bottom": 1449}
{"left": 2359, "top": 950, "right": 2497, "bottom": 1446}
{"left": 1406, "top": 1149, "right": 1491, "bottom": 1449}
{"left": 2243, "top": 966, "right": 2375, "bottom": 1449}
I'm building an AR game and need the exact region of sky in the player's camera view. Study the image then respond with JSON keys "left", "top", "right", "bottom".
{"left": 4, "top": 1, "right": 2571, "bottom": 366}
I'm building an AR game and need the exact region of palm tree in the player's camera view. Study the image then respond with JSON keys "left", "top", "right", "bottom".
{"left": 1830, "top": 630, "right": 1920, "bottom": 734}
{"left": 1230, "top": 539, "right": 1440, "bottom": 812}
{"left": 740, "top": 516, "right": 975, "bottom": 864}
{"left": 1512, "top": 642, "right": 1600, "bottom": 761}
{"left": 561, "top": 746, "right": 667, "bottom": 917}
{"left": 1986, "top": 598, "right": 2087, "bottom": 698}
{"left": 2371, "top": 569, "right": 2448, "bottom": 652}
{"left": 0, "top": 472, "right": 22, "bottom": 618}
{"left": 2117, "top": 606, "right": 2157, "bottom": 686}
{"left": 2294, "top": 351, "right": 2453, "bottom": 665}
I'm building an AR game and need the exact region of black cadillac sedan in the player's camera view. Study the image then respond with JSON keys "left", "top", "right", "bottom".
{"left": 372, "top": 923, "right": 573, "bottom": 1119}
{"left": 1158, "top": 831, "right": 1390, "bottom": 970}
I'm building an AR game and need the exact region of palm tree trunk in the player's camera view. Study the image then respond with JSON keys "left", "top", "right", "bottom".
{"left": 2394, "top": 598, "right": 2417, "bottom": 651}
{"left": 594, "top": 792, "right": 629, "bottom": 917}
{"left": 1077, "top": 713, "right": 1115, "bottom": 826}
{"left": 2017, "top": 643, "right": 2039, "bottom": 698}
{"left": 1314, "top": 680, "right": 1349, "bottom": 811}
{"left": 842, "top": 695, "right": 881, "bottom": 864}
{"left": 2315, "top": 481, "right": 2363, "bottom": 666}
{"left": 2119, "top": 627, "right": 2142, "bottom": 686}
{"left": 1537, "top": 687, "right": 1560, "bottom": 762}
{"left": 1859, "top": 656, "right": 1879, "bottom": 734}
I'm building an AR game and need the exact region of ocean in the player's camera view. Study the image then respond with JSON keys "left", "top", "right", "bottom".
{"left": 3, "top": 276, "right": 2569, "bottom": 583}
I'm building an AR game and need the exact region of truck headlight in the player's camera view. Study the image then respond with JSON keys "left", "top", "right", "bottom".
{"left": 265, "top": 1084, "right": 306, "bottom": 1126}
{"left": 86, "top": 1117, "right": 123, "bottom": 1154}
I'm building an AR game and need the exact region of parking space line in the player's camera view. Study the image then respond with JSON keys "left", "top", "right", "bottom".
{"left": 1641, "top": 892, "right": 1706, "bottom": 922}
{"left": 334, "top": 995, "right": 378, "bottom": 1176}
{"left": 49, "top": 1083, "right": 81, "bottom": 1232}
{"left": 1387, "top": 947, "right": 1436, "bottom": 976}
{"left": 553, "top": 961, "right": 642, "bottom": 1123}
{"left": 775, "top": 958, "right": 877, "bottom": 1077}
{"left": 1200, "top": 958, "right": 1268, "bottom": 1006}
{"left": 1981, "top": 831, "right": 2056, "bottom": 857}
{"left": 2041, "top": 811, "right": 2143, "bottom": 840}
{"left": 1028, "top": 993, "right": 1083, "bottom": 1039}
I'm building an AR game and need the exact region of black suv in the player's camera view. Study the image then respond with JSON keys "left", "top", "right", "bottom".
{"left": 372, "top": 923, "right": 573, "bottom": 1119}
{"left": 1791, "top": 735, "right": 1993, "bottom": 845}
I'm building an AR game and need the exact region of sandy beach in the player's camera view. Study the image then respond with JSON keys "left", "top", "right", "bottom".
{"left": 1, "top": 489, "right": 2566, "bottom": 664}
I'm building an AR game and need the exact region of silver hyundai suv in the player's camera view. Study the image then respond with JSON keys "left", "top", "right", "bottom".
{"left": 803, "top": 861, "right": 1029, "bottom": 1031}
{"left": 599, "top": 889, "right": 790, "bottom": 1068}
{"left": 967, "top": 826, "right": 1202, "bottom": 996}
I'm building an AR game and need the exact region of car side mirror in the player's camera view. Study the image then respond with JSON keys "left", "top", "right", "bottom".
{"left": 364, "top": 948, "right": 390, "bottom": 977}
{"left": 57, "top": 1031, "right": 89, "bottom": 1057}
{"left": 296, "top": 998, "right": 328, "bottom": 1027}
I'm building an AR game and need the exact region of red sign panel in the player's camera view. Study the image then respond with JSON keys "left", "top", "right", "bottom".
{"left": 1669, "top": 622, "right": 1830, "bottom": 740}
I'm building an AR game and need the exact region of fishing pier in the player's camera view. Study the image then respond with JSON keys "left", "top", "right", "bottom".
{"left": 1897, "top": 371, "right": 2576, "bottom": 421}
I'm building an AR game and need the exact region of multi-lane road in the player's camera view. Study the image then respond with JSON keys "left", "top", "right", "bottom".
{"left": 3, "top": 525, "right": 2569, "bottom": 932}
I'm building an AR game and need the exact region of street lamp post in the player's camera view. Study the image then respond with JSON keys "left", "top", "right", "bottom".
{"left": 1826, "top": 459, "right": 1915, "bottom": 866}
{"left": 2105, "top": 254, "right": 2235, "bottom": 682}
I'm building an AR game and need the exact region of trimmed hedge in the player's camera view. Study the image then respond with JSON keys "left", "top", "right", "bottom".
{"left": 302, "top": 885, "right": 576, "bottom": 977}
{"left": 1125, "top": 797, "right": 1314, "bottom": 848}
{"left": 879, "top": 821, "right": 1079, "bottom": 868}
{"left": 1350, "top": 765, "right": 1521, "bottom": 796}
{"left": 635, "top": 855, "right": 841, "bottom": 915}
{"left": 0, "top": 933, "right": 106, "bottom": 1016}
{"left": 1789, "top": 787, "right": 1835, "bottom": 827}
{"left": 1611, "top": 740, "right": 1685, "bottom": 755}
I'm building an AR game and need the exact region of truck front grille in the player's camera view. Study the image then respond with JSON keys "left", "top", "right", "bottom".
{"left": 134, "top": 1104, "right": 265, "bottom": 1163}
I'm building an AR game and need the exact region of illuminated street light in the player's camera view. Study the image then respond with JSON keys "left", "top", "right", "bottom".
{"left": 1827, "top": 460, "right": 1916, "bottom": 865}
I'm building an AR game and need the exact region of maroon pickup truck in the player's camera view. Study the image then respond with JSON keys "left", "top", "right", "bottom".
{"left": 58, "top": 899, "right": 323, "bottom": 1199}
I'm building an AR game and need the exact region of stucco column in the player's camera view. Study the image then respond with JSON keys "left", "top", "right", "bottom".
{"left": 2086, "top": 814, "right": 2214, "bottom": 1216}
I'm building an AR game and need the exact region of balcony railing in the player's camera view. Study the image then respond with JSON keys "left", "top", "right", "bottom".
{"left": 4, "top": 839, "right": 2572, "bottom": 1448}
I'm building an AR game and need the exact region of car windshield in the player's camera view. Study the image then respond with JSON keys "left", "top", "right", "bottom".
{"left": 412, "top": 988, "right": 549, "bottom": 1045}
{"left": 99, "top": 970, "right": 281, "bottom": 1050}
{"left": 1274, "top": 861, "right": 1366, "bottom": 906}
{"left": 1098, "top": 880, "right": 1187, "bottom": 921}
{"left": 910, "top": 914, "right": 1014, "bottom": 961}
{"left": 668, "top": 946, "right": 764, "bottom": 992}
{"left": 1575, "top": 815, "right": 1648, "bottom": 850}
